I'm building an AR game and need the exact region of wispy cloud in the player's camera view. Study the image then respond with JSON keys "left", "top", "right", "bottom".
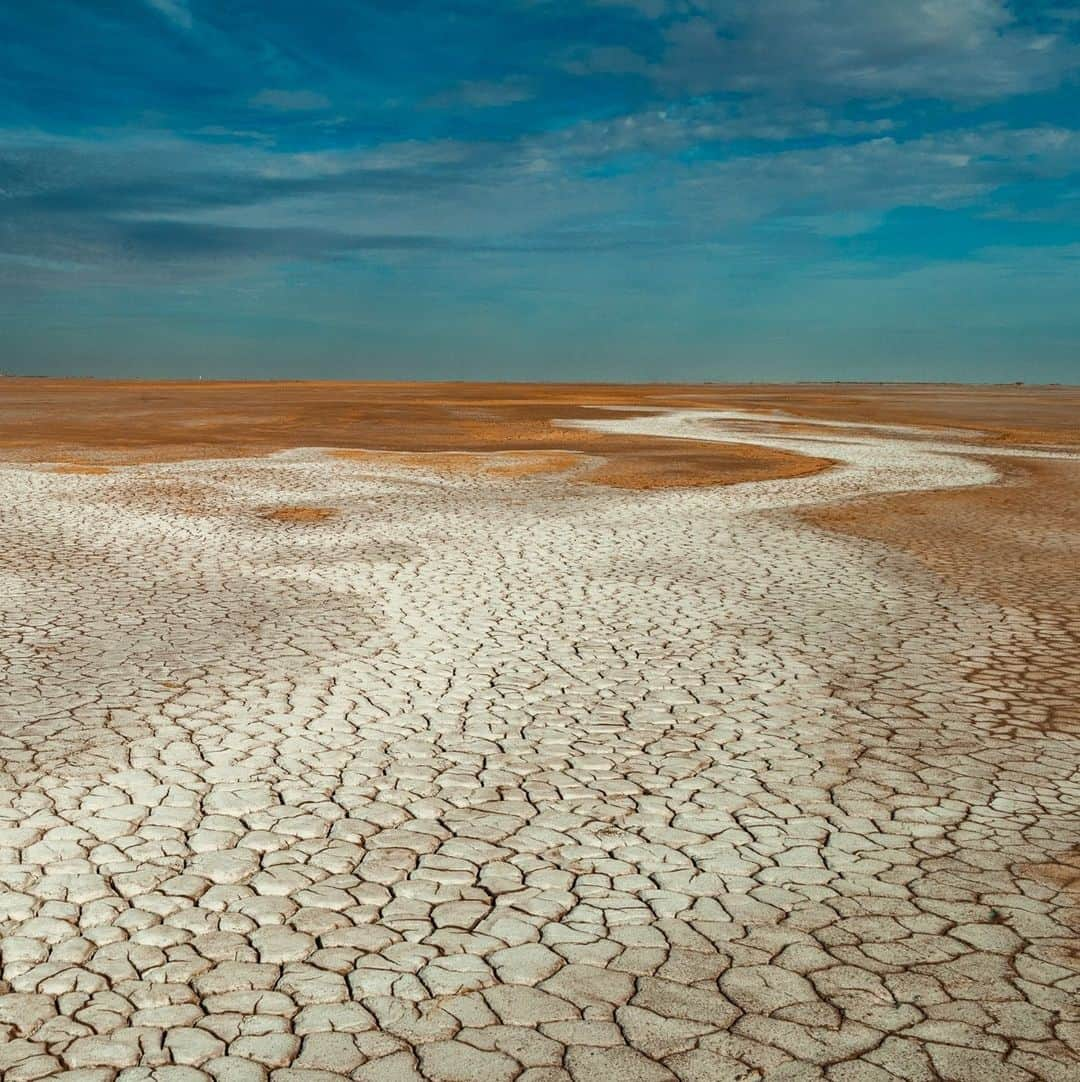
{"left": 3, "top": 121, "right": 1077, "bottom": 281}
{"left": 426, "top": 78, "right": 534, "bottom": 109}
{"left": 144, "top": 0, "right": 192, "bottom": 31}
{"left": 591, "top": 0, "right": 1078, "bottom": 102}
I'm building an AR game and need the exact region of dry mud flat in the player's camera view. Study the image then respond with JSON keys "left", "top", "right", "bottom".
{"left": 1, "top": 400, "right": 1079, "bottom": 1082}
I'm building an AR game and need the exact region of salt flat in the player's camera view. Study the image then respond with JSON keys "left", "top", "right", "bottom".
{"left": 1, "top": 407, "right": 1078, "bottom": 1082}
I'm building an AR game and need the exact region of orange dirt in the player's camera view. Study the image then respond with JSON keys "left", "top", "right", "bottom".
{"left": 3, "top": 381, "right": 1075, "bottom": 489}
{"left": 334, "top": 449, "right": 582, "bottom": 480}
{"left": 807, "top": 456, "right": 1080, "bottom": 730}
{"left": 666, "top": 383, "right": 1080, "bottom": 448}
{"left": 1019, "top": 847, "right": 1080, "bottom": 896}
{"left": 260, "top": 506, "right": 338, "bottom": 524}
{"left": 51, "top": 464, "right": 112, "bottom": 475}
{"left": 0, "top": 379, "right": 842, "bottom": 489}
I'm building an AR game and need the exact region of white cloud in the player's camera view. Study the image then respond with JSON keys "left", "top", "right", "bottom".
{"left": 589, "top": 0, "right": 1078, "bottom": 102}
{"left": 541, "top": 101, "right": 894, "bottom": 160}
{"left": 4, "top": 118, "right": 1077, "bottom": 279}
{"left": 664, "top": 126, "right": 1080, "bottom": 233}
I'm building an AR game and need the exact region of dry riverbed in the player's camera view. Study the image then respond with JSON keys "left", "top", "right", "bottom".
{"left": 1, "top": 382, "right": 1078, "bottom": 1082}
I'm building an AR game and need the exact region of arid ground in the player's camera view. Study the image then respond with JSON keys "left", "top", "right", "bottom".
{"left": 1, "top": 380, "right": 1078, "bottom": 1082}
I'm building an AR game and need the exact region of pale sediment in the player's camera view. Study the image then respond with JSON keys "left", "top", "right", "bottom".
{"left": 1, "top": 409, "right": 1078, "bottom": 1081}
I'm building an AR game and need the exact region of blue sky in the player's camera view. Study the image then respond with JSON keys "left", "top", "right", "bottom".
{"left": 2, "top": 1, "right": 1079, "bottom": 381}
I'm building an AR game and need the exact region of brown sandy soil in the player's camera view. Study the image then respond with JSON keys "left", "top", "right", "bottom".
{"left": 260, "top": 506, "right": 339, "bottom": 524}
{"left": 807, "top": 456, "right": 1080, "bottom": 729}
{"left": 5, "top": 378, "right": 1075, "bottom": 487}
{"left": 1020, "top": 847, "right": 1080, "bottom": 897}
{"left": 2, "top": 379, "right": 1075, "bottom": 459}
{"left": 0, "top": 378, "right": 837, "bottom": 489}
{"left": 50, "top": 463, "right": 112, "bottom": 475}
{"left": 674, "top": 382, "right": 1080, "bottom": 448}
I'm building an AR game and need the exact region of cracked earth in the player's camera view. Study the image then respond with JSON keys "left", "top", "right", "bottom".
{"left": 2, "top": 406, "right": 1079, "bottom": 1082}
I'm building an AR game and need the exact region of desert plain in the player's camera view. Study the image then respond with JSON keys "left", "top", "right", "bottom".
{"left": 0, "top": 379, "right": 1078, "bottom": 1082}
